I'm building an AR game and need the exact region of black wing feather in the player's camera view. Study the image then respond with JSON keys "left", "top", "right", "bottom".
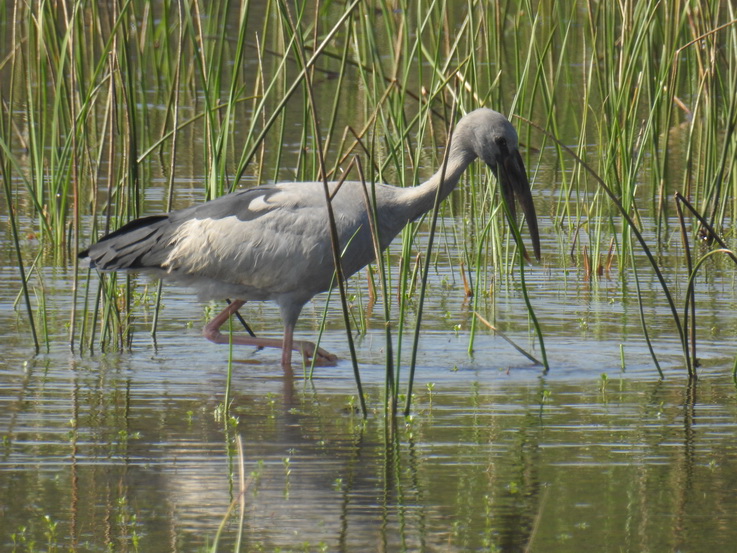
{"left": 80, "top": 215, "right": 172, "bottom": 270}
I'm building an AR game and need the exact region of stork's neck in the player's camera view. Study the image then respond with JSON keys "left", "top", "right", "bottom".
{"left": 400, "top": 143, "right": 476, "bottom": 221}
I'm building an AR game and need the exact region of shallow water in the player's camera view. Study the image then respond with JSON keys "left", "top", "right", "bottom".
{"left": 2, "top": 334, "right": 737, "bottom": 552}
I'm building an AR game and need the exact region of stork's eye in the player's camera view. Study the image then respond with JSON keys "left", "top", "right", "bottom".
{"left": 495, "top": 136, "right": 510, "bottom": 158}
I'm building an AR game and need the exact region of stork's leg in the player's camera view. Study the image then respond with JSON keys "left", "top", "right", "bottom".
{"left": 203, "top": 301, "right": 337, "bottom": 368}
{"left": 281, "top": 323, "right": 294, "bottom": 368}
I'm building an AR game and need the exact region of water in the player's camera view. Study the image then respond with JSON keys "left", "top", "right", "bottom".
{"left": 3, "top": 337, "right": 737, "bottom": 551}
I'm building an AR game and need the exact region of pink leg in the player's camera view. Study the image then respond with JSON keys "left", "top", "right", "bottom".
{"left": 281, "top": 323, "right": 294, "bottom": 368}
{"left": 203, "top": 300, "right": 292, "bottom": 353}
{"left": 203, "top": 302, "right": 337, "bottom": 369}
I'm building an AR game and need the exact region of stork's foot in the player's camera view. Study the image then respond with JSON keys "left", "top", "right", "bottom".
{"left": 203, "top": 302, "right": 338, "bottom": 370}
{"left": 204, "top": 326, "right": 337, "bottom": 367}
{"left": 294, "top": 340, "right": 338, "bottom": 366}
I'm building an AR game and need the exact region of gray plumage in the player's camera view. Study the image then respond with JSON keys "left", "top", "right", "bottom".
{"left": 80, "top": 108, "right": 540, "bottom": 369}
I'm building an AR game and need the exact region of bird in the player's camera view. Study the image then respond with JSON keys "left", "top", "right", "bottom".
{"left": 79, "top": 108, "right": 540, "bottom": 370}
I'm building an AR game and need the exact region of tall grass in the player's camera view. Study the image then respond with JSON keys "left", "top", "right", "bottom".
{"left": 1, "top": 0, "right": 737, "bottom": 391}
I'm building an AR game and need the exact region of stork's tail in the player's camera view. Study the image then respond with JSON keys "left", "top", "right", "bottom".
{"left": 79, "top": 215, "right": 172, "bottom": 271}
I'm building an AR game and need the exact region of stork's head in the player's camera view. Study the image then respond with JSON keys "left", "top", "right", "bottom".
{"left": 454, "top": 108, "right": 541, "bottom": 261}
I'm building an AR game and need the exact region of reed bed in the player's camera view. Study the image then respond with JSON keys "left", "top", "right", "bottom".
{"left": 2, "top": 0, "right": 737, "bottom": 403}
